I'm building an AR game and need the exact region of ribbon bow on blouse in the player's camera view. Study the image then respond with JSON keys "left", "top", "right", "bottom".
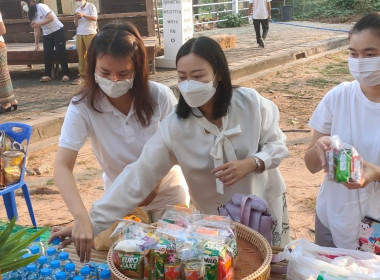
{"left": 194, "top": 110, "right": 241, "bottom": 194}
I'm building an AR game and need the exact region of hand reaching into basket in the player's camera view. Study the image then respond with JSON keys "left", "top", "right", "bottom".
{"left": 48, "top": 226, "right": 74, "bottom": 248}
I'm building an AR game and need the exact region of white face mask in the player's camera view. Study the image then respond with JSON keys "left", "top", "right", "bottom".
{"left": 348, "top": 56, "right": 380, "bottom": 87}
{"left": 22, "top": 4, "right": 29, "bottom": 12}
{"left": 178, "top": 75, "right": 217, "bottom": 108}
{"left": 76, "top": 0, "right": 85, "bottom": 7}
{"left": 94, "top": 73, "right": 134, "bottom": 98}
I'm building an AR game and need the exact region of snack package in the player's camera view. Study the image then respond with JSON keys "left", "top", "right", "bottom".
{"left": 112, "top": 241, "right": 147, "bottom": 279}
{"left": 202, "top": 241, "right": 233, "bottom": 280}
{"left": 325, "top": 135, "right": 363, "bottom": 183}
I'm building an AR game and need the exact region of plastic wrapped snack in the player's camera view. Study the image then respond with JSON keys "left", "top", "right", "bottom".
{"left": 326, "top": 135, "right": 363, "bottom": 183}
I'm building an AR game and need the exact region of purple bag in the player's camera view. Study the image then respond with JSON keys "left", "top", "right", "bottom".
{"left": 218, "top": 193, "right": 275, "bottom": 244}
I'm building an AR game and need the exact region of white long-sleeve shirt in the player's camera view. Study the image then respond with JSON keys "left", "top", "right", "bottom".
{"left": 90, "top": 87, "right": 289, "bottom": 235}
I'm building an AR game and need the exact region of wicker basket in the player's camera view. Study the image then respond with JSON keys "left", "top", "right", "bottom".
{"left": 107, "top": 223, "right": 272, "bottom": 280}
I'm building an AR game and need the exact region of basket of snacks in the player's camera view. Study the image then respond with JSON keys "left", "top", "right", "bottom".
{"left": 106, "top": 206, "right": 272, "bottom": 280}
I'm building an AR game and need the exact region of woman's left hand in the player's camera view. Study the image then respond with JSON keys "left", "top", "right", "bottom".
{"left": 344, "top": 160, "right": 380, "bottom": 189}
{"left": 211, "top": 158, "right": 255, "bottom": 186}
{"left": 30, "top": 22, "right": 40, "bottom": 29}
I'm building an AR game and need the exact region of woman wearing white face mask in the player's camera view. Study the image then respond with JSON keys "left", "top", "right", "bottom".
{"left": 72, "top": 0, "right": 98, "bottom": 85}
{"left": 305, "top": 13, "right": 380, "bottom": 249}
{"left": 51, "top": 23, "right": 189, "bottom": 263}
{"left": 88, "top": 36, "right": 291, "bottom": 248}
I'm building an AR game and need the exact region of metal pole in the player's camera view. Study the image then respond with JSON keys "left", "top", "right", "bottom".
{"left": 154, "top": 0, "right": 161, "bottom": 45}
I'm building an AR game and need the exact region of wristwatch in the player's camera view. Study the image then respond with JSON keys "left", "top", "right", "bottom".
{"left": 253, "top": 156, "right": 262, "bottom": 172}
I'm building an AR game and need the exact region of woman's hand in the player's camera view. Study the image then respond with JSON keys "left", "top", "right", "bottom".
{"left": 34, "top": 44, "right": 40, "bottom": 51}
{"left": 48, "top": 226, "right": 73, "bottom": 248}
{"left": 71, "top": 216, "right": 94, "bottom": 263}
{"left": 30, "top": 22, "right": 41, "bottom": 29}
{"left": 304, "top": 131, "right": 331, "bottom": 174}
{"left": 313, "top": 136, "right": 332, "bottom": 172}
{"left": 211, "top": 158, "right": 255, "bottom": 186}
{"left": 344, "top": 161, "right": 380, "bottom": 189}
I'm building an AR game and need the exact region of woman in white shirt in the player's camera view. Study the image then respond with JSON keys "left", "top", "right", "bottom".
{"left": 51, "top": 23, "right": 189, "bottom": 263}
{"left": 22, "top": 0, "right": 70, "bottom": 82}
{"left": 0, "top": 11, "right": 18, "bottom": 113}
{"left": 305, "top": 13, "right": 380, "bottom": 249}
{"left": 88, "top": 36, "right": 291, "bottom": 249}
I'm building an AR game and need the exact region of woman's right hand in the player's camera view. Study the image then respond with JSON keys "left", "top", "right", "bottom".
{"left": 305, "top": 131, "right": 331, "bottom": 174}
{"left": 34, "top": 44, "right": 40, "bottom": 51}
{"left": 71, "top": 216, "right": 94, "bottom": 263}
{"left": 313, "top": 136, "right": 332, "bottom": 172}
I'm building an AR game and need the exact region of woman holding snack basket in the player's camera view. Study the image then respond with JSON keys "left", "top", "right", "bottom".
{"left": 305, "top": 13, "right": 380, "bottom": 250}
{"left": 51, "top": 23, "right": 189, "bottom": 263}
{"left": 87, "top": 35, "right": 291, "bottom": 255}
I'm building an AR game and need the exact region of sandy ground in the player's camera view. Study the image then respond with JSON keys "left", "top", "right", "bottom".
{"left": 0, "top": 49, "right": 353, "bottom": 245}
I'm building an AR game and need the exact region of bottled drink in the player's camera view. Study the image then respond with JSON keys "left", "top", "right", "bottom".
{"left": 79, "top": 267, "right": 91, "bottom": 280}
{"left": 29, "top": 245, "right": 41, "bottom": 257}
{"left": 58, "top": 252, "right": 71, "bottom": 271}
{"left": 73, "top": 276, "right": 83, "bottom": 280}
{"left": 29, "top": 237, "right": 46, "bottom": 256}
{"left": 50, "top": 260, "right": 61, "bottom": 278}
{"left": 64, "top": 263, "right": 76, "bottom": 280}
{"left": 248, "top": 15, "right": 253, "bottom": 25}
{"left": 40, "top": 268, "right": 53, "bottom": 280}
{"left": 25, "top": 264, "right": 39, "bottom": 280}
{"left": 6, "top": 269, "right": 23, "bottom": 280}
{"left": 55, "top": 271, "right": 67, "bottom": 280}
{"left": 51, "top": 237, "right": 61, "bottom": 252}
{"left": 37, "top": 255, "right": 50, "bottom": 270}
{"left": 99, "top": 270, "right": 111, "bottom": 280}
{"left": 46, "top": 247, "right": 57, "bottom": 263}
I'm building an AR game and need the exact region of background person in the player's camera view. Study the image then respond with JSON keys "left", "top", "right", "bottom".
{"left": 305, "top": 13, "right": 380, "bottom": 249}
{"left": 248, "top": 0, "right": 271, "bottom": 48}
{"left": 0, "top": 10, "right": 18, "bottom": 114}
{"left": 51, "top": 23, "right": 189, "bottom": 262}
{"left": 21, "top": 0, "right": 70, "bottom": 82}
{"left": 85, "top": 36, "right": 290, "bottom": 263}
{"left": 72, "top": 0, "right": 98, "bottom": 85}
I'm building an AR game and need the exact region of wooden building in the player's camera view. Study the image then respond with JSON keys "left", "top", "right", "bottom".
{"left": 0, "top": 0, "right": 155, "bottom": 43}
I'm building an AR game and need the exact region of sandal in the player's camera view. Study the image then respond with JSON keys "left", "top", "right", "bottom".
{"left": 40, "top": 76, "right": 52, "bottom": 82}
{"left": 71, "top": 77, "right": 84, "bottom": 85}
{"left": 62, "top": 75, "right": 70, "bottom": 82}
{"left": 0, "top": 105, "right": 11, "bottom": 114}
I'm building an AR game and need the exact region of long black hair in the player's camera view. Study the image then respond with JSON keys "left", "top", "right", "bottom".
{"left": 175, "top": 36, "right": 233, "bottom": 120}
{"left": 349, "top": 13, "right": 380, "bottom": 40}
{"left": 24, "top": 0, "right": 37, "bottom": 22}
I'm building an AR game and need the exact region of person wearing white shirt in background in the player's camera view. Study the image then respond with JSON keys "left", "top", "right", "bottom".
{"left": 87, "top": 36, "right": 290, "bottom": 254}
{"left": 21, "top": 0, "right": 70, "bottom": 82}
{"left": 72, "top": 0, "right": 98, "bottom": 85}
{"left": 49, "top": 23, "right": 189, "bottom": 263}
{"left": 248, "top": 0, "right": 271, "bottom": 48}
{"left": 0, "top": 10, "right": 18, "bottom": 114}
{"left": 305, "top": 13, "right": 380, "bottom": 249}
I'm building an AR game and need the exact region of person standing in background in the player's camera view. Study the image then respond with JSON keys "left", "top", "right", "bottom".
{"left": 21, "top": 0, "right": 70, "bottom": 82}
{"left": 71, "top": 0, "right": 97, "bottom": 85}
{"left": 0, "top": 10, "right": 18, "bottom": 114}
{"left": 248, "top": 0, "right": 271, "bottom": 48}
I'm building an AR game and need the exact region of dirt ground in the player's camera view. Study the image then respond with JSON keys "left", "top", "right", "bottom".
{"left": 0, "top": 49, "right": 354, "bottom": 244}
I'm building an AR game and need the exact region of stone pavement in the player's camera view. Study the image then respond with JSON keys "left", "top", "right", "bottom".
{"left": 1, "top": 20, "right": 352, "bottom": 146}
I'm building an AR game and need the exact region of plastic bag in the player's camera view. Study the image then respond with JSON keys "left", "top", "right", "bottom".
{"left": 326, "top": 135, "right": 363, "bottom": 183}
{"left": 284, "top": 239, "right": 380, "bottom": 280}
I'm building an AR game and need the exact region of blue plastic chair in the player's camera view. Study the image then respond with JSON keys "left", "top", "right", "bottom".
{"left": 0, "top": 122, "right": 37, "bottom": 227}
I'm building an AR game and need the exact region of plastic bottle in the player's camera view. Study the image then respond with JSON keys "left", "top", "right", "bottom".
{"left": 99, "top": 270, "right": 111, "bottom": 280}
{"left": 40, "top": 268, "right": 54, "bottom": 280}
{"left": 29, "top": 237, "right": 46, "bottom": 256}
{"left": 51, "top": 237, "right": 62, "bottom": 252}
{"left": 64, "top": 263, "right": 76, "bottom": 280}
{"left": 29, "top": 245, "right": 41, "bottom": 257}
{"left": 58, "top": 252, "right": 71, "bottom": 271}
{"left": 6, "top": 268, "right": 23, "bottom": 280}
{"left": 50, "top": 260, "right": 61, "bottom": 278}
{"left": 55, "top": 271, "right": 67, "bottom": 280}
{"left": 25, "top": 264, "right": 39, "bottom": 280}
{"left": 80, "top": 267, "right": 91, "bottom": 280}
{"left": 37, "top": 255, "right": 50, "bottom": 270}
{"left": 46, "top": 247, "right": 57, "bottom": 263}
{"left": 72, "top": 276, "right": 83, "bottom": 280}
{"left": 248, "top": 15, "right": 253, "bottom": 25}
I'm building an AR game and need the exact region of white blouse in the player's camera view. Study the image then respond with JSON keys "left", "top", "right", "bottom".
{"left": 90, "top": 86, "right": 289, "bottom": 235}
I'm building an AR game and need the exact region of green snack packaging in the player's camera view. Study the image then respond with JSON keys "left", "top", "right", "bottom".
{"left": 335, "top": 149, "right": 351, "bottom": 183}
